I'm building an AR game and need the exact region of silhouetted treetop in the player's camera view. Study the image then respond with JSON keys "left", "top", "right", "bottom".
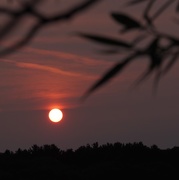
{"left": 1, "top": 142, "right": 179, "bottom": 179}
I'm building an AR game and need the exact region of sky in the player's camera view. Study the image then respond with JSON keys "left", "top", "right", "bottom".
{"left": 0, "top": 0, "right": 179, "bottom": 152}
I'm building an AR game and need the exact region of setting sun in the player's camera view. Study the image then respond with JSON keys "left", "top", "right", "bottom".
{"left": 49, "top": 108, "right": 63, "bottom": 123}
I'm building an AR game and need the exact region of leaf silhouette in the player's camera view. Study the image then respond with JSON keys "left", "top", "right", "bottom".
{"left": 78, "top": 33, "right": 133, "bottom": 48}
{"left": 80, "top": 0, "right": 179, "bottom": 99}
{"left": 134, "top": 38, "right": 163, "bottom": 85}
{"left": 111, "top": 13, "right": 143, "bottom": 32}
{"left": 81, "top": 52, "right": 140, "bottom": 100}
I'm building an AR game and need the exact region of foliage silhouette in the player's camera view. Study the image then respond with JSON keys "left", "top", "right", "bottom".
{"left": 79, "top": 0, "right": 179, "bottom": 99}
{"left": 78, "top": 33, "right": 133, "bottom": 48}
{"left": 111, "top": 13, "right": 144, "bottom": 32}
{"left": 1, "top": 0, "right": 179, "bottom": 100}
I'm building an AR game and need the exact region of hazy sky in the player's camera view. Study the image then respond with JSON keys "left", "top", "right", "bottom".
{"left": 0, "top": 0, "right": 179, "bottom": 152}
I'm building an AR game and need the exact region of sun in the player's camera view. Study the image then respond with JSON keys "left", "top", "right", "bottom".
{"left": 49, "top": 108, "right": 63, "bottom": 123}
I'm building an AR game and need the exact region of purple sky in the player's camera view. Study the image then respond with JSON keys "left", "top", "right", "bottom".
{"left": 0, "top": 0, "right": 179, "bottom": 152}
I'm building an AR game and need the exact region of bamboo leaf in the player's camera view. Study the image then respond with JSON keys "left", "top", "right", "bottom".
{"left": 81, "top": 53, "right": 139, "bottom": 100}
{"left": 111, "top": 13, "right": 143, "bottom": 32}
{"left": 134, "top": 38, "right": 163, "bottom": 85}
{"left": 78, "top": 33, "right": 133, "bottom": 48}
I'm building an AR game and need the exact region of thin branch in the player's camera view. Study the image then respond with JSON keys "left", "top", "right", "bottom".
{"left": 143, "top": 0, "right": 155, "bottom": 26}
{"left": 0, "top": 0, "right": 100, "bottom": 56}
{"left": 152, "top": 0, "right": 175, "bottom": 21}
{"left": 0, "top": 23, "right": 41, "bottom": 56}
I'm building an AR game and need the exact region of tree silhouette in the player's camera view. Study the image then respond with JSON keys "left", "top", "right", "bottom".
{"left": 0, "top": 142, "right": 179, "bottom": 179}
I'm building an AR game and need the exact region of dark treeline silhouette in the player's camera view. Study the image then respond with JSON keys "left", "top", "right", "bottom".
{"left": 0, "top": 142, "right": 179, "bottom": 179}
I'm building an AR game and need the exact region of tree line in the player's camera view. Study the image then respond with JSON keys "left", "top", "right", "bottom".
{"left": 0, "top": 142, "right": 179, "bottom": 179}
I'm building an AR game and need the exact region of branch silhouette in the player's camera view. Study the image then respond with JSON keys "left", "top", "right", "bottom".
{"left": 79, "top": 0, "right": 179, "bottom": 99}
{"left": 1, "top": 0, "right": 179, "bottom": 100}
{"left": 0, "top": 0, "right": 100, "bottom": 56}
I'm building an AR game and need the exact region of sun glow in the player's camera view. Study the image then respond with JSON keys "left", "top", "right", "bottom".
{"left": 49, "top": 108, "right": 63, "bottom": 123}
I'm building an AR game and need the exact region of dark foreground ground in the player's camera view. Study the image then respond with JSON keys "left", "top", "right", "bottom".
{"left": 0, "top": 142, "right": 179, "bottom": 179}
